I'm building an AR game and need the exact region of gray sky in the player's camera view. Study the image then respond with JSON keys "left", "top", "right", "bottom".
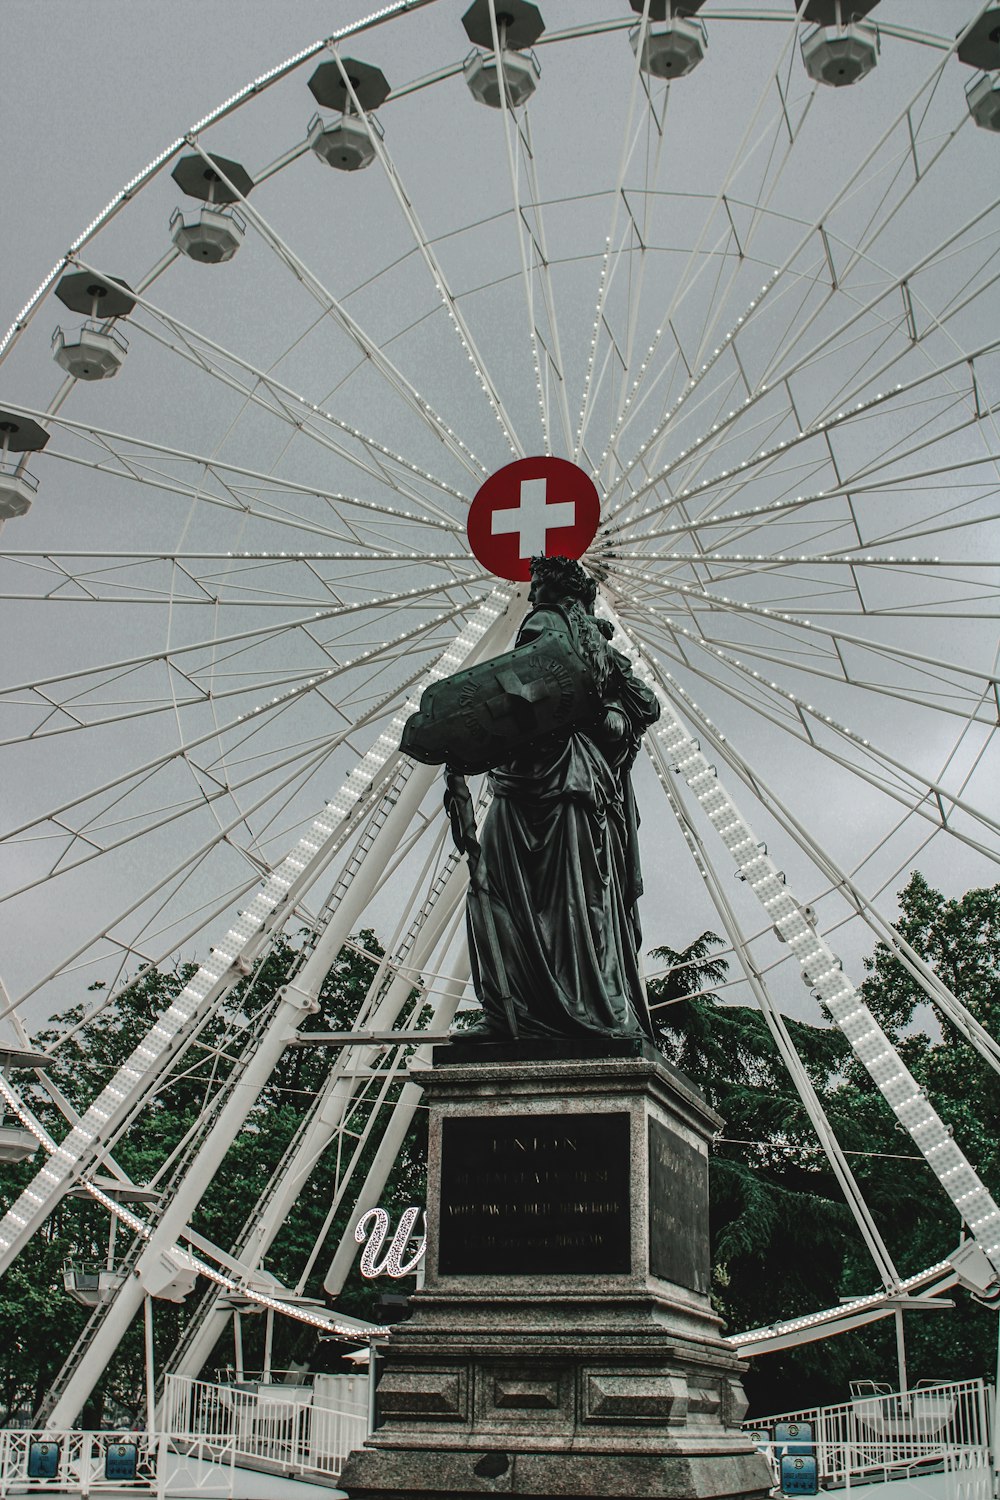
{"left": 1, "top": 1, "right": 998, "bottom": 1035}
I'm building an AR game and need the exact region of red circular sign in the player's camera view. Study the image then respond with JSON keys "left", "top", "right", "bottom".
{"left": 467, "top": 456, "right": 600, "bottom": 583}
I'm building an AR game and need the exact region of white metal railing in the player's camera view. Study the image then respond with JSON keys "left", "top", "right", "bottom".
{"left": 745, "top": 1378, "right": 992, "bottom": 1489}
{"left": 0, "top": 1428, "right": 154, "bottom": 1496}
{"left": 162, "top": 1372, "right": 368, "bottom": 1481}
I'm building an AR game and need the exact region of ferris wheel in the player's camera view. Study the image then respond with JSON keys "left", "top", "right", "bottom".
{"left": 1, "top": 0, "right": 1000, "bottom": 1427}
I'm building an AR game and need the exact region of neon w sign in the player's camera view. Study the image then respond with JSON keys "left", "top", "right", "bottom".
{"left": 354, "top": 1206, "right": 426, "bottom": 1279}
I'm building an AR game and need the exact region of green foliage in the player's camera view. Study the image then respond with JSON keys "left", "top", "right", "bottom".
{"left": 3, "top": 873, "right": 1000, "bottom": 1427}
{"left": 648, "top": 883, "right": 1000, "bottom": 1416}
{"left": 0, "top": 930, "right": 425, "bottom": 1423}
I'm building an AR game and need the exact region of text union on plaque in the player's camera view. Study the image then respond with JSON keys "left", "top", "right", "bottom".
{"left": 438, "top": 1112, "right": 631, "bottom": 1276}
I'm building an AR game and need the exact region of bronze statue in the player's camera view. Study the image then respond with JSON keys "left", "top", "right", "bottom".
{"left": 403, "top": 555, "right": 660, "bottom": 1041}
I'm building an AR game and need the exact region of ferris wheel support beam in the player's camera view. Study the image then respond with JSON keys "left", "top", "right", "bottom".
{"left": 629, "top": 618, "right": 1000, "bottom": 862}
{"left": 44, "top": 759, "right": 438, "bottom": 1431}
{"left": 644, "top": 750, "right": 901, "bottom": 1290}
{"left": 647, "top": 671, "right": 1000, "bottom": 1079}
{"left": 320, "top": 935, "right": 469, "bottom": 1300}
{"left": 607, "top": 609, "right": 1000, "bottom": 1278}
{"left": 0, "top": 591, "right": 512, "bottom": 1287}
{"left": 44, "top": 598, "right": 515, "bottom": 1428}
{"left": 239, "top": 851, "right": 467, "bottom": 1273}
{"left": 172, "top": 909, "right": 469, "bottom": 1389}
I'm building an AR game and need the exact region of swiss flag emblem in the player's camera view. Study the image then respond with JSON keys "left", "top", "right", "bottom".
{"left": 467, "top": 456, "right": 600, "bottom": 582}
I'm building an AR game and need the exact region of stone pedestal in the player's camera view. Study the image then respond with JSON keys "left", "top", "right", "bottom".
{"left": 340, "top": 1039, "right": 771, "bottom": 1500}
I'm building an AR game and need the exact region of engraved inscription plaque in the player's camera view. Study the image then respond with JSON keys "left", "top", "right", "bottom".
{"left": 648, "top": 1117, "right": 710, "bottom": 1293}
{"left": 438, "top": 1112, "right": 631, "bottom": 1275}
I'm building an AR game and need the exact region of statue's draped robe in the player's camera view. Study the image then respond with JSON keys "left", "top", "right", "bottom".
{"left": 468, "top": 603, "right": 661, "bottom": 1039}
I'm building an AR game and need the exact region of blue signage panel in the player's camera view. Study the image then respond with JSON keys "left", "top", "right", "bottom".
{"left": 781, "top": 1453, "right": 819, "bottom": 1495}
{"left": 105, "top": 1442, "right": 138, "bottom": 1480}
{"left": 27, "top": 1442, "right": 60, "bottom": 1479}
{"left": 775, "top": 1420, "right": 814, "bottom": 1454}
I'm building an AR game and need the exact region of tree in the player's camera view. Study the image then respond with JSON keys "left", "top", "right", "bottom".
{"left": 0, "top": 930, "right": 425, "bottom": 1423}
{"left": 648, "top": 933, "right": 859, "bottom": 1413}
{"left": 647, "top": 881, "right": 1000, "bottom": 1415}
{"left": 823, "top": 874, "right": 1000, "bottom": 1400}
{"left": 4, "top": 874, "right": 999, "bottom": 1425}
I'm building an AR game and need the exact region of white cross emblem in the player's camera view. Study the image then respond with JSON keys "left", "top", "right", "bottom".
{"left": 490, "top": 476, "right": 576, "bottom": 559}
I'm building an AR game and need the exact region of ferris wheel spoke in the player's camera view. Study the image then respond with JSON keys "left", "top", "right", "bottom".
{"left": 605, "top": 150, "right": 997, "bottom": 529}
{"left": 6, "top": 745, "right": 339, "bottom": 1015}
{"left": 617, "top": 548, "right": 1000, "bottom": 621}
{"left": 103, "top": 261, "right": 474, "bottom": 519}
{"left": 597, "top": 10, "right": 812, "bottom": 480}
{"left": 0, "top": 583, "right": 481, "bottom": 764}
{"left": 12, "top": 399, "right": 464, "bottom": 545}
{"left": 613, "top": 555, "right": 999, "bottom": 668}
{"left": 517, "top": 111, "right": 576, "bottom": 455}
{"left": 168, "top": 144, "right": 491, "bottom": 483}
{"left": 606, "top": 315, "right": 998, "bottom": 548}
{"left": 640, "top": 628, "right": 1000, "bottom": 861}
{"left": 0, "top": 553, "right": 480, "bottom": 612}
{"left": 666, "top": 614, "right": 996, "bottom": 727}
{"left": 4, "top": 725, "right": 348, "bottom": 905}
{"left": 574, "top": 2, "right": 665, "bottom": 462}
{"left": 0, "top": 596, "right": 474, "bottom": 846}
{"left": 0, "top": 2, "right": 440, "bottom": 364}
{"left": 326, "top": 46, "right": 525, "bottom": 458}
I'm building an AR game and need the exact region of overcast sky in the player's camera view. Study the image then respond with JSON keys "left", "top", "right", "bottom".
{"left": 1, "top": 1, "right": 997, "bottom": 1035}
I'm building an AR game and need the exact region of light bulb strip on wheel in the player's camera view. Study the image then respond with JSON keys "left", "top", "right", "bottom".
{"left": 603, "top": 606, "right": 1000, "bottom": 1274}
{"left": 729, "top": 1258, "right": 958, "bottom": 1356}
{"left": 0, "top": 588, "right": 510, "bottom": 1276}
{"left": 645, "top": 749, "right": 901, "bottom": 1292}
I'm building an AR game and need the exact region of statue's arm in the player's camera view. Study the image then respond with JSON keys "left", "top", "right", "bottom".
{"left": 609, "top": 646, "right": 661, "bottom": 732}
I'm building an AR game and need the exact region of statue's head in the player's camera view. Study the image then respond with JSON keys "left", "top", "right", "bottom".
{"left": 528, "top": 554, "right": 597, "bottom": 611}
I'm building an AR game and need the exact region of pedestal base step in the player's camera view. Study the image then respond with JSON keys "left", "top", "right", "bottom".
{"left": 341, "top": 1442, "right": 772, "bottom": 1499}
